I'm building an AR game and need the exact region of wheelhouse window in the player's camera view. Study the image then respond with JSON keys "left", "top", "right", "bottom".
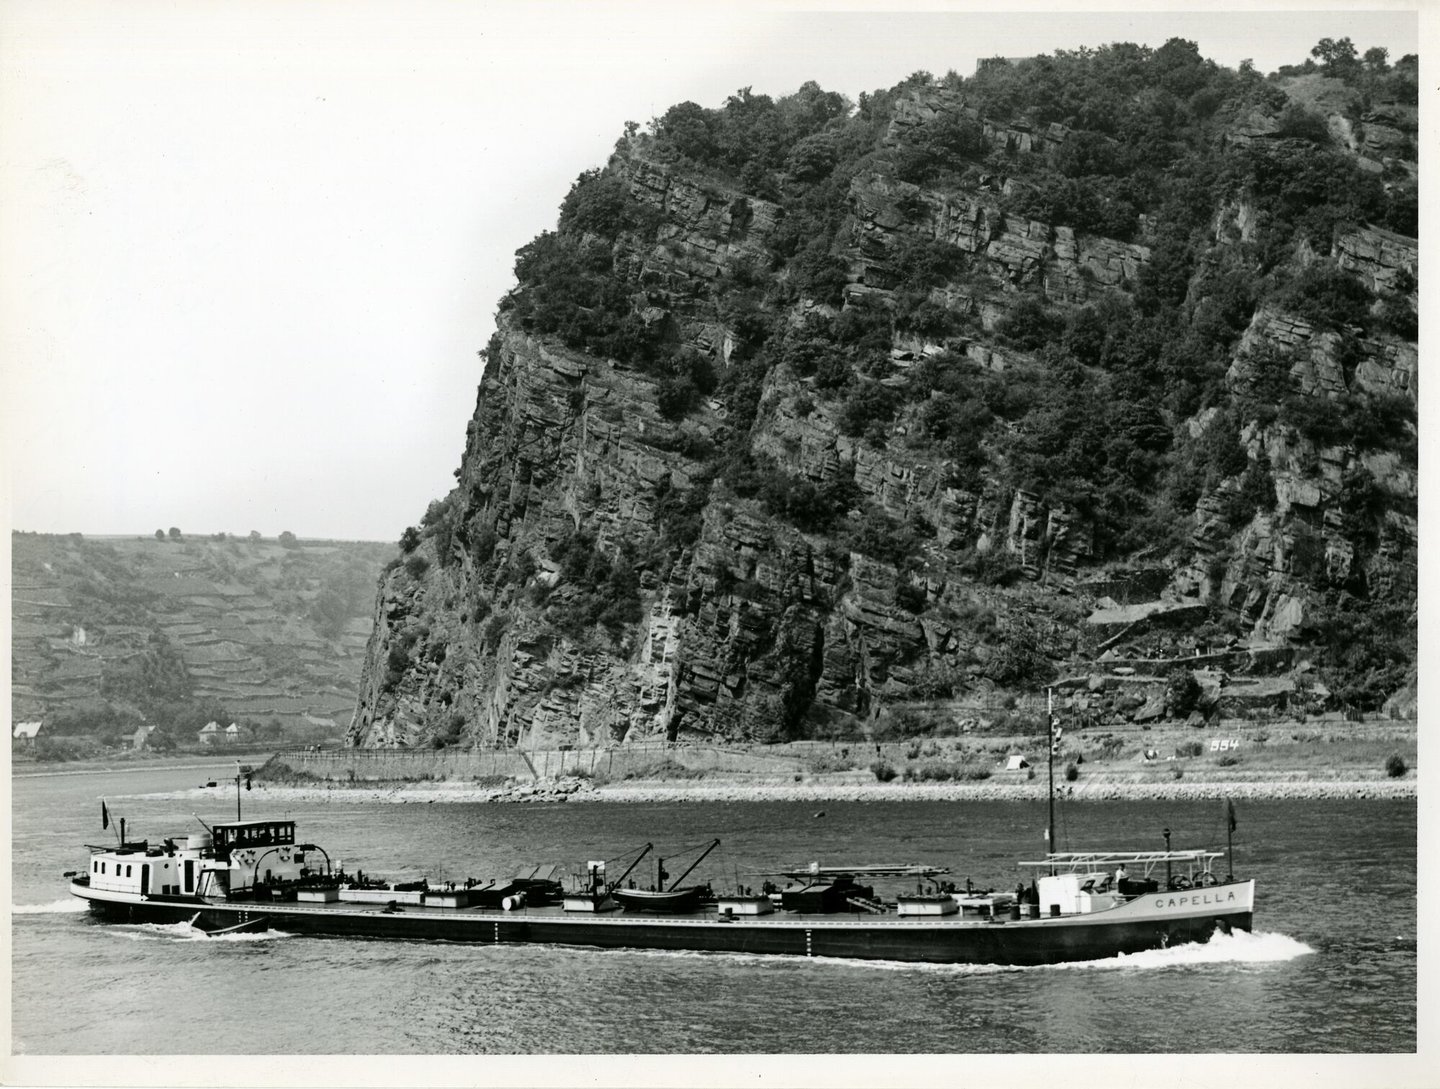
{"left": 212, "top": 821, "right": 297, "bottom": 855}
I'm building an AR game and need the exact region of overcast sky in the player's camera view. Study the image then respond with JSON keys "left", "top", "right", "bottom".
{"left": 1, "top": 2, "right": 1423, "bottom": 542}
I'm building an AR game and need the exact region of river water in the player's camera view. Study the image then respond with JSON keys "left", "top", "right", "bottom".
{"left": 10, "top": 762, "right": 1416, "bottom": 1055}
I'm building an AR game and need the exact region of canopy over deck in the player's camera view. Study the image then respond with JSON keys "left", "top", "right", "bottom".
{"left": 756, "top": 864, "right": 951, "bottom": 879}
{"left": 1017, "top": 850, "right": 1222, "bottom": 869}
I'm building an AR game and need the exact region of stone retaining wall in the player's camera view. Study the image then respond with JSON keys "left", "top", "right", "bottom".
{"left": 267, "top": 743, "right": 805, "bottom": 783}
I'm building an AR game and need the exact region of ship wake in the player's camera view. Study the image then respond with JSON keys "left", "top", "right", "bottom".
{"left": 1050, "top": 928, "right": 1313, "bottom": 971}
{"left": 531, "top": 927, "right": 1310, "bottom": 974}
{"left": 107, "top": 921, "right": 295, "bottom": 943}
{"left": 12, "top": 899, "right": 90, "bottom": 915}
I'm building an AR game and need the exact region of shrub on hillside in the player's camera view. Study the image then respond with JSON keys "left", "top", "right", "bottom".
{"left": 869, "top": 759, "right": 898, "bottom": 782}
{"left": 1175, "top": 740, "right": 1204, "bottom": 758}
{"left": 1385, "top": 753, "right": 1408, "bottom": 778}
{"left": 807, "top": 752, "right": 856, "bottom": 774}
{"left": 621, "top": 758, "right": 706, "bottom": 781}
{"left": 1064, "top": 762, "right": 1079, "bottom": 782}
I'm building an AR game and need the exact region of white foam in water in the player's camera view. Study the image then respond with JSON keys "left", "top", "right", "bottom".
{"left": 114, "top": 786, "right": 224, "bottom": 802}
{"left": 167, "top": 921, "right": 294, "bottom": 943}
{"left": 829, "top": 928, "right": 1314, "bottom": 974}
{"left": 104, "top": 921, "right": 295, "bottom": 943}
{"left": 12, "top": 899, "right": 89, "bottom": 915}
{"left": 1049, "top": 927, "right": 1313, "bottom": 971}
{"left": 574, "top": 927, "right": 1311, "bottom": 975}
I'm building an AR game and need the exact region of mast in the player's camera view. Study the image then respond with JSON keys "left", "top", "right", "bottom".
{"left": 233, "top": 762, "right": 252, "bottom": 821}
{"left": 1225, "top": 798, "right": 1236, "bottom": 880}
{"left": 1047, "top": 687, "right": 1057, "bottom": 870}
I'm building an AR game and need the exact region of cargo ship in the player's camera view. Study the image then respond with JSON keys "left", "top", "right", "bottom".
{"left": 67, "top": 772, "right": 1254, "bottom": 965}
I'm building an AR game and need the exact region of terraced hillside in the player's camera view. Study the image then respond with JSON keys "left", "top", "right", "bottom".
{"left": 12, "top": 532, "right": 391, "bottom": 745}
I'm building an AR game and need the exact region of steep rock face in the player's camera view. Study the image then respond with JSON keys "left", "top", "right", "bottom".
{"left": 1334, "top": 225, "right": 1418, "bottom": 297}
{"left": 847, "top": 171, "right": 1149, "bottom": 305}
{"left": 625, "top": 157, "right": 781, "bottom": 289}
{"left": 350, "top": 328, "right": 715, "bottom": 748}
{"left": 886, "top": 87, "right": 1074, "bottom": 157}
{"left": 351, "top": 55, "right": 1416, "bottom": 746}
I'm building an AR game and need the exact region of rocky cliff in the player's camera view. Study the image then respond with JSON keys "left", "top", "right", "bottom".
{"left": 350, "top": 44, "right": 1417, "bottom": 748}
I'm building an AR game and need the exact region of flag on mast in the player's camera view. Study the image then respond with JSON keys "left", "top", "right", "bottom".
{"left": 101, "top": 800, "right": 110, "bottom": 830}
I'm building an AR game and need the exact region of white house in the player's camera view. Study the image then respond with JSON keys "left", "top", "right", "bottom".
{"left": 13, "top": 721, "right": 43, "bottom": 745}
{"left": 198, "top": 721, "right": 221, "bottom": 745}
{"left": 225, "top": 723, "right": 243, "bottom": 741}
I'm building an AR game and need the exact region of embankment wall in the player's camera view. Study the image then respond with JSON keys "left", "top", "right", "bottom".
{"left": 265, "top": 743, "right": 806, "bottom": 783}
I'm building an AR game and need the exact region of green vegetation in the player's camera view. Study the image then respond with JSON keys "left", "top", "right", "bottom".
{"left": 547, "top": 529, "right": 644, "bottom": 643}
{"left": 903, "top": 760, "right": 993, "bottom": 782}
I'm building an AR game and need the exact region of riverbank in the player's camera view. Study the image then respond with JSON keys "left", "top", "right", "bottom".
{"left": 242, "top": 769, "right": 1416, "bottom": 807}
{"left": 10, "top": 752, "right": 278, "bottom": 778}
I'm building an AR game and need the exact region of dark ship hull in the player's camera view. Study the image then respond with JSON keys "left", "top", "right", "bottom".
{"left": 73, "top": 878, "right": 1253, "bottom": 966}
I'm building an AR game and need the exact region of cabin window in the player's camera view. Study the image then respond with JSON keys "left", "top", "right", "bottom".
{"left": 125, "top": 865, "right": 132, "bottom": 877}
{"left": 100, "top": 862, "right": 106, "bottom": 874}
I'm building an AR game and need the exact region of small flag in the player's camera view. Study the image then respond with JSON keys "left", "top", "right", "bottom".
{"left": 101, "top": 800, "right": 110, "bottom": 830}
{"left": 1226, "top": 797, "right": 1237, "bottom": 833}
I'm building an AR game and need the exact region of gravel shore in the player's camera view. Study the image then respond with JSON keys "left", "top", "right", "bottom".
{"left": 247, "top": 773, "right": 1416, "bottom": 807}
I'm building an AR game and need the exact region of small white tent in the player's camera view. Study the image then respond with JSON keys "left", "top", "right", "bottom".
{"left": 1005, "top": 754, "right": 1031, "bottom": 771}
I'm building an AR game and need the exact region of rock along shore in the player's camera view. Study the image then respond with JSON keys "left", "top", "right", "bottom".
{"left": 246, "top": 773, "right": 1416, "bottom": 808}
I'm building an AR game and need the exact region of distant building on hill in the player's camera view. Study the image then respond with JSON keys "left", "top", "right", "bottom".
{"left": 198, "top": 721, "right": 221, "bottom": 745}
{"left": 132, "top": 724, "right": 156, "bottom": 750}
{"left": 225, "top": 723, "right": 243, "bottom": 741}
{"left": 13, "top": 721, "right": 43, "bottom": 745}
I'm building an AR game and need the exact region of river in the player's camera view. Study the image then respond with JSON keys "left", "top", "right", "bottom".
{"left": 10, "top": 761, "right": 1415, "bottom": 1056}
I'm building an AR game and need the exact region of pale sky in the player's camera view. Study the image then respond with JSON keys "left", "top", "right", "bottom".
{"left": 0, "top": 1, "right": 1423, "bottom": 542}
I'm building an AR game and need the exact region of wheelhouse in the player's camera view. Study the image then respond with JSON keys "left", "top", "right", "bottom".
{"left": 211, "top": 820, "right": 295, "bottom": 860}
{"left": 1018, "top": 849, "right": 1228, "bottom": 917}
